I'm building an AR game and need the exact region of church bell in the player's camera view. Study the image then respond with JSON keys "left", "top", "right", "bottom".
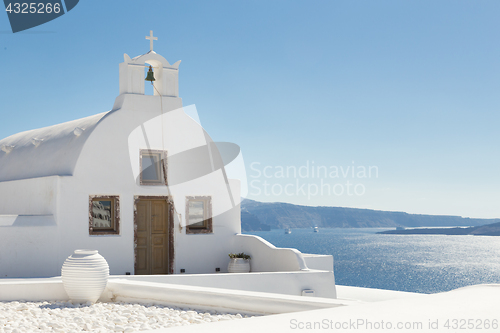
{"left": 145, "top": 65, "right": 155, "bottom": 82}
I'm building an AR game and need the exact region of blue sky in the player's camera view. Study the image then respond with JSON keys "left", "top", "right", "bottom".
{"left": 1, "top": 1, "right": 499, "bottom": 218}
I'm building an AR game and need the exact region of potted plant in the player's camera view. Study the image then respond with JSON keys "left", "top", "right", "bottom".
{"left": 227, "top": 252, "right": 251, "bottom": 273}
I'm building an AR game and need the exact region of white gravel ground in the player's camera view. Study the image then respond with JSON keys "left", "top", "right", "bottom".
{"left": 0, "top": 301, "right": 252, "bottom": 332}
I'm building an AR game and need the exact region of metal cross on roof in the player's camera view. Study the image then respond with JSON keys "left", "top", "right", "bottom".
{"left": 145, "top": 30, "right": 158, "bottom": 52}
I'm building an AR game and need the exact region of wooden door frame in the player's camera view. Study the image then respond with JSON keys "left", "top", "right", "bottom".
{"left": 133, "top": 195, "right": 175, "bottom": 274}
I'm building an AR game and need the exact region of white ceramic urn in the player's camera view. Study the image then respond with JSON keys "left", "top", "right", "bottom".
{"left": 61, "top": 249, "right": 109, "bottom": 303}
{"left": 227, "top": 258, "right": 251, "bottom": 273}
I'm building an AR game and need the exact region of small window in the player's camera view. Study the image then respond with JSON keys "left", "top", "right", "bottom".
{"left": 89, "top": 195, "right": 120, "bottom": 235}
{"left": 186, "top": 196, "right": 212, "bottom": 234}
{"left": 140, "top": 150, "right": 166, "bottom": 185}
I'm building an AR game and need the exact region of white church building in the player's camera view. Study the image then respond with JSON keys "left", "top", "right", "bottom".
{"left": 0, "top": 32, "right": 333, "bottom": 291}
{"left": 1, "top": 33, "right": 498, "bottom": 331}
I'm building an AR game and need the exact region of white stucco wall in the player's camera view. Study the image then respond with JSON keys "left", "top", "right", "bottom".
{"left": 0, "top": 91, "right": 245, "bottom": 278}
{"left": 52, "top": 94, "right": 235, "bottom": 276}
{"left": 0, "top": 93, "right": 244, "bottom": 277}
{"left": 0, "top": 177, "right": 62, "bottom": 277}
{"left": 0, "top": 176, "right": 59, "bottom": 215}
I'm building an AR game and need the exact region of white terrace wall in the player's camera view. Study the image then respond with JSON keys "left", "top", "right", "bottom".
{"left": 120, "top": 270, "right": 337, "bottom": 298}
{"left": 230, "top": 234, "right": 308, "bottom": 272}
{"left": 0, "top": 176, "right": 62, "bottom": 277}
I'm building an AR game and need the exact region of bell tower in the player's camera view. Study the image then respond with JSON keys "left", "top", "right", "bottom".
{"left": 118, "top": 31, "right": 181, "bottom": 97}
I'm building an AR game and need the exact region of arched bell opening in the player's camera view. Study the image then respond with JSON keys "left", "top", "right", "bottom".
{"left": 119, "top": 51, "right": 178, "bottom": 97}
{"left": 144, "top": 59, "right": 163, "bottom": 96}
{"left": 144, "top": 66, "right": 155, "bottom": 96}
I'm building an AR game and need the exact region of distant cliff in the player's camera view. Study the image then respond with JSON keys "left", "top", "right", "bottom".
{"left": 241, "top": 211, "right": 271, "bottom": 231}
{"left": 240, "top": 199, "right": 500, "bottom": 231}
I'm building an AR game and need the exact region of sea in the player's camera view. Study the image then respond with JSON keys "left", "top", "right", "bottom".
{"left": 244, "top": 228, "right": 500, "bottom": 294}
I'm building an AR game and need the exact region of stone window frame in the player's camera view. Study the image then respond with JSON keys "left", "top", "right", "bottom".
{"left": 89, "top": 195, "right": 120, "bottom": 235}
{"left": 139, "top": 149, "right": 167, "bottom": 186}
{"left": 185, "top": 196, "right": 213, "bottom": 234}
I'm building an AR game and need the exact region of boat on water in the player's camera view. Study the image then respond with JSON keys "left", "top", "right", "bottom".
{"left": 313, "top": 226, "right": 319, "bottom": 232}
{"left": 285, "top": 228, "right": 291, "bottom": 234}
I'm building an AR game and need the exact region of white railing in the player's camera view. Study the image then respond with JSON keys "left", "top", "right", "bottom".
{"left": 230, "top": 234, "right": 308, "bottom": 272}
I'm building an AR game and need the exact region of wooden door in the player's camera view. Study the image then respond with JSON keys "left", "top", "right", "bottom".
{"left": 135, "top": 199, "right": 169, "bottom": 275}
